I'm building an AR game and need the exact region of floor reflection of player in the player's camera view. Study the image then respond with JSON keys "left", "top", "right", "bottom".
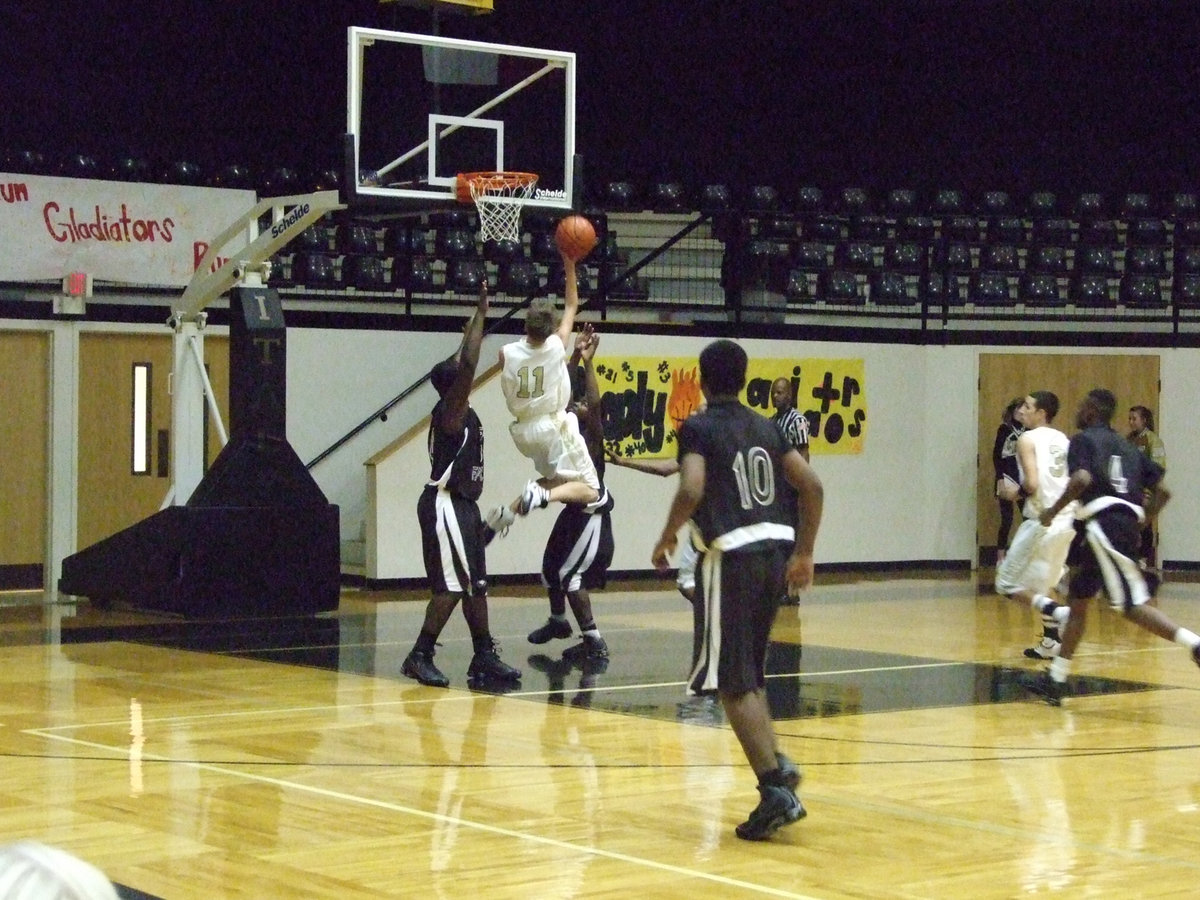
{"left": 1001, "top": 713, "right": 1078, "bottom": 892}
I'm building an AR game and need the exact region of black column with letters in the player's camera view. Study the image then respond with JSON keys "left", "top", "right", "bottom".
{"left": 60, "top": 287, "right": 341, "bottom": 616}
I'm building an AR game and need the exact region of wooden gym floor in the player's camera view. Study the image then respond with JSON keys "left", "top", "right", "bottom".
{"left": 2, "top": 571, "right": 1200, "bottom": 899}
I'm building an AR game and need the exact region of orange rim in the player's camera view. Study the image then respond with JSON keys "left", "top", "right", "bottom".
{"left": 455, "top": 171, "right": 539, "bottom": 204}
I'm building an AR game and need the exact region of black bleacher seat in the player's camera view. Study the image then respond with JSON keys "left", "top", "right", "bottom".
{"left": 700, "top": 184, "right": 732, "bottom": 211}
{"left": 1031, "top": 217, "right": 1075, "bottom": 245}
{"left": 970, "top": 271, "right": 1013, "bottom": 305}
{"left": 293, "top": 224, "right": 331, "bottom": 253}
{"left": 1026, "top": 191, "right": 1059, "bottom": 217}
{"left": 291, "top": 252, "right": 340, "bottom": 289}
{"left": 1028, "top": 244, "right": 1070, "bottom": 275}
{"left": 500, "top": 259, "right": 542, "bottom": 296}
{"left": 483, "top": 238, "right": 523, "bottom": 263}
{"left": 897, "top": 215, "right": 936, "bottom": 242}
{"left": 649, "top": 182, "right": 688, "bottom": 212}
{"left": 932, "top": 189, "right": 966, "bottom": 217}
{"left": 1125, "top": 245, "right": 1167, "bottom": 275}
{"left": 885, "top": 241, "right": 924, "bottom": 272}
{"left": 337, "top": 224, "right": 376, "bottom": 255}
{"left": 989, "top": 216, "right": 1026, "bottom": 244}
{"left": 942, "top": 215, "right": 980, "bottom": 242}
{"left": 980, "top": 244, "right": 1020, "bottom": 272}
{"left": 1175, "top": 246, "right": 1200, "bottom": 274}
{"left": 978, "top": 191, "right": 1014, "bottom": 216}
{"left": 602, "top": 181, "right": 637, "bottom": 210}
{"left": 547, "top": 260, "right": 591, "bottom": 297}
{"left": 884, "top": 188, "right": 918, "bottom": 217}
{"left": 806, "top": 216, "right": 843, "bottom": 242}
{"left": 870, "top": 270, "right": 915, "bottom": 305}
{"left": 384, "top": 225, "right": 424, "bottom": 256}
{"left": 343, "top": 255, "right": 389, "bottom": 291}
{"left": 793, "top": 241, "right": 830, "bottom": 270}
{"left": 1075, "top": 192, "right": 1108, "bottom": 221}
{"left": 1174, "top": 273, "right": 1200, "bottom": 307}
{"left": 1079, "top": 218, "right": 1118, "bottom": 246}
{"left": 1176, "top": 220, "right": 1200, "bottom": 246}
{"left": 436, "top": 226, "right": 477, "bottom": 259}
{"left": 1077, "top": 245, "right": 1119, "bottom": 275}
{"left": 445, "top": 257, "right": 488, "bottom": 293}
{"left": 1071, "top": 273, "right": 1116, "bottom": 307}
{"left": 850, "top": 215, "right": 889, "bottom": 241}
{"left": 819, "top": 270, "right": 863, "bottom": 304}
{"left": 838, "top": 187, "right": 871, "bottom": 216}
{"left": 795, "top": 186, "right": 825, "bottom": 214}
{"left": 746, "top": 185, "right": 781, "bottom": 212}
{"left": 528, "top": 230, "right": 559, "bottom": 262}
{"left": 785, "top": 268, "right": 816, "bottom": 303}
{"left": 759, "top": 216, "right": 797, "bottom": 240}
{"left": 924, "top": 271, "right": 961, "bottom": 306}
{"left": 1120, "top": 273, "right": 1166, "bottom": 307}
{"left": 1126, "top": 217, "right": 1167, "bottom": 246}
{"left": 1170, "top": 192, "right": 1198, "bottom": 219}
{"left": 835, "top": 241, "right": 877, "bottom": 270}
{"left": 1119, "top": 193, "right": 1154, "bottom": 219}
{"left": 393, "top": 256, "right": 434, "bottom": 293}
{"left": 935, "top": 240, "right": 973, "bottom": 272}
{"left": 1019, "top": 272, "right": 1063, "bottom": 306}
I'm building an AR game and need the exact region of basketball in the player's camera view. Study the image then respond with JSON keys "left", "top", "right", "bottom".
{"left": 555, "top": 215, "right": 598, "bottom": 261}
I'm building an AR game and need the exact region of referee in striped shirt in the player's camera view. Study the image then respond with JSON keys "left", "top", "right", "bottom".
{"left": 771, "top": 378, "right": 810, "bottom": 462}
{"left": 771, "top": 378, "right": 810, "bottom": 605}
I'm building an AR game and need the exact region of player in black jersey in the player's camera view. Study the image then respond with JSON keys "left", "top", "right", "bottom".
{"left": 652, "top": 339, "right": 824, "bottom": 841}
{"left": 528, "top": 325, "right": 613, "bottom": 663}
{"left": 1023, "top": 388, "right": 1200, "bottom": 705}
{"left": 403, "top": 285, "right": 521, "bottom": 689}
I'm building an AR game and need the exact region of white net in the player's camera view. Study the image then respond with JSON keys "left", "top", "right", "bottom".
{"left": 466, "top": 172, "right": 539, "bottom": 243}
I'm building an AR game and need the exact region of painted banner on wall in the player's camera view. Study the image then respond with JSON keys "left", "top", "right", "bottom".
{"left": 595, "top": 355, "right": 867, "bottom": 458}
{"left": 0, "top": 173, "right": 255, "bottom": 286}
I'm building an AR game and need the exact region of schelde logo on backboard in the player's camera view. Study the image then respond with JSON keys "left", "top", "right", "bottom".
{"left": 534, "top": 188, "right": 566, "bottom": 200}
{"left": 269, "top": 203, "right": 310, "bottom": 239}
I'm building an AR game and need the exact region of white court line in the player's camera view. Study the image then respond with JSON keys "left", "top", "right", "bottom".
{"left": 27, "top": 729, "right": 823, "bottom": 900}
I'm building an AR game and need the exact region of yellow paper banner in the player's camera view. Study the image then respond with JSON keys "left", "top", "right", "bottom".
{"left": 594, "top": 356, "right": 866, "bottom": 459}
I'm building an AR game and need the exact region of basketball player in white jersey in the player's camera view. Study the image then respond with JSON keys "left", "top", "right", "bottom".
{"left": 995, "top": 391, "right": 1076, "bottom": 659}
{"left": 488, "top": 252, "right": 601, "bottom": 534}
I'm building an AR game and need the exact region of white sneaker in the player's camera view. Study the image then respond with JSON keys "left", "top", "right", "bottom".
{"left": 518, "top": 480, "right": 551, "bottom": 515}
{"left": 485, "top": 504, "right": 516, "bottom": 538}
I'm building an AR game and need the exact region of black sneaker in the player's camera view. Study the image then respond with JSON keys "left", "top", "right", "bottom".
{"left": 468, "top": 640, "right": 522, "bottom": 683}
{"left": 1191, "top": 643, "right": 1200, "bottom": 670}
{"left": 735, "top": 784, "right": 805, "bottom": 841}
{"left": 562, "top": 635, "right": 609, "bottom": 662}
{"left": 402, "top": 649, "right": 449, "bottom": 688}
{"left": 528, "top": 617, "right": 573, "bottom": 644}
{"left": 1023, "top": 638, "right": 1061, "bottom": 660}
{"left": 1020, "top": 670, "right": 1066, "bottom": 706}
{"left": 775, "top": 752, "right": 802, "bottom": 792}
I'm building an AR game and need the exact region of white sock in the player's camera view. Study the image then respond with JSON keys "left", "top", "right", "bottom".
{"left": 583, "top": 628, "right": 601, "bottom": 640}
{"left": 1050, "top": 656, "right": 1071, "bottom": 683}
{"left": 1052, "top": 605, "right": 1070, "bottom": 625}
{"left": 1031, "top": 593, "right": 1053, "bottom": 613}
{"left": 1172, "top": 628, "right": 1200, "bottom": 651}
{"left": 550, "top": 613, "right": 569, "bottom": 623}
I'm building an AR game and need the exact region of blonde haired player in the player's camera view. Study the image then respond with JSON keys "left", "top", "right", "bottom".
{"left": 488, "top": 250, "right": 601, "bottom": 534}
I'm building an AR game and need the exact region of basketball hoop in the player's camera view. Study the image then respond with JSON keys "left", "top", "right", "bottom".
{"left": 456, "top": 171, "right": 539, "bottom": 243}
